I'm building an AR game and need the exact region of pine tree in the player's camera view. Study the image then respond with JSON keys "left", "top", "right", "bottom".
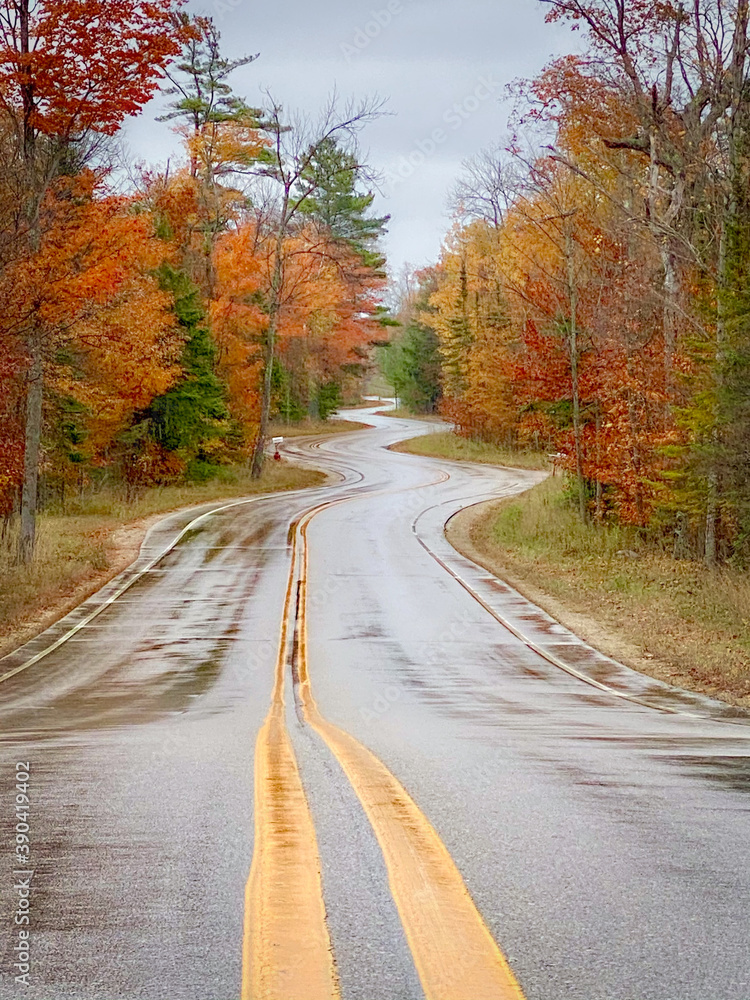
{"left": 146, "top": 266, "right": 228, "bottom": 462}
{"left": 158, "top": 15, "right": 262, "bottom": 169}
{"left": 297, "top": 137, "right": 389, "bottom": 273}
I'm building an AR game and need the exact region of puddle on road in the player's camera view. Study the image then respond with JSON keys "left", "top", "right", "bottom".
{"left": 0, "top": 646, "right": 229, "bottom": 741}
{"left": 661, "top": 755, "right": 750, "bottom": 793}
{"left": 202, "top": 518, "right": 277, "bottom": 565}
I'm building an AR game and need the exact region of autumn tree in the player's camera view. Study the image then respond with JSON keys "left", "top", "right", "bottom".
{"left": 539, "top": 0, "right": 749, "bottom": 362}
{"left": 275, "top": 136, "right": 389, "bottom": 417}
{"left": 537, "top": 0, "right": 750, "bottom": 558}
{"left": 133, "top": 19, "right": 267, "bottom": 472}
{"left": 154, "top": 15, "right": 266, "bottom": 294}
{"left": 426, "top": 139, "right": 677, "bottom": 525}
{"left": 0, "top": 171, "right": 181, "bottom": 506}
{"left": 247, "top": 97, "right": 384, "bottom": 475}
{"left": 0, "top": 0, "right": 185, "bottom": 560}
{"left": 209, "top": 222, "right": 265, "bottom": 456}
{"left": 428, "top": 218, "right": 518, "bottom": 443}
{"left": 158, "top": 14, "right": 260, "bottom": 176}
{"left": 276, "top": 224, "right": 385, "bottom": 417}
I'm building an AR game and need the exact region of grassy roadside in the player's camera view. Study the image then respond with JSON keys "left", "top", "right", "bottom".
{"left": 392, "top": 430, "right": 550, "bottom": 471}
{"left": 377, "top": 407, "right": 443, "bottom": 422}
{"left": 337, "top": 400, "right": 380, "bottom": 410}
{"left": 268, "top": 418, "right": 372, "bottom": 437}
{"left": 448, "top": 475, "right": 750, "bottom": 709}
{"left": 0, "top": 462, "right": 326, "bottom": 658}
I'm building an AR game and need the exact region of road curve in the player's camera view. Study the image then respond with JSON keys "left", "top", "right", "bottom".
{"left": 0, "top": 408, "right": 749, "bottom": 1000}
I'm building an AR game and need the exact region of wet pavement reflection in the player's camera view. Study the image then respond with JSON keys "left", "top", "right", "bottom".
{"left": 0, "top": 409, "right": 748, "bottom": 1000}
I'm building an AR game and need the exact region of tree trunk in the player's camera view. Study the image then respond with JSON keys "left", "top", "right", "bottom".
{"left": 705, "top": 473, "right": 719, "bottom": 566}
{"left": 565, "top": 227, "right": 587, "bottom": 522}
{"left": 625, "top": 366, "right": 646, "bottom": 524}
{"left": 251, "top": 323, "right": 276, "bottom": 479}
{"left": 308, "top": 371, "right": 319, "bottom": 420}
{"left": 16, "top": 0, "right": 44, "bottom": 563}
{"left": 250, "top": 224, "right": 287, "bottom": 479}
{"left": 594, "top": 402, "right": 603, "bottom": 520}
{"left": 661, "top": 245, "right": 679, "bottom": 386}
{"left": 18, "top": 332, "right": 43, "bottom": 563}
{"left": 705, "top": 212, "right": 730, "bottom": 566}
{"left": 673, "top": 511, "right": 689, "bottom": 560}
{"left": 649, "top": 130, "right": 680, "bottom": 401}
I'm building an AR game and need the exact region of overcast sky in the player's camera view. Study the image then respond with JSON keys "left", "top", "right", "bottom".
{"left": 125, "top": 0, "right": 576, "bottom": 276}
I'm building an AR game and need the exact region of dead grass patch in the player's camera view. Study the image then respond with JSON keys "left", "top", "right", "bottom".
{"left": 392, "top": 431, "right": 550, "bottom": 471}
{"left": 448, "top": 476, "right": 750, "bottom": 708}
{"left": 268, "top": 418, "right": 371, "bottom": 438}
{"left": 377, "top": 408, "right": 444, "bottom": 422}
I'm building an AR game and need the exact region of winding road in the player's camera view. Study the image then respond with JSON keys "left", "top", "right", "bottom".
{"left": 1, "top": 408, "right": 749, "bottom": 1000}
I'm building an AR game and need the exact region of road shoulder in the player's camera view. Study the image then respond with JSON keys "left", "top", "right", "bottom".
{"left": 0, "top": 464, "right": 328, "bottom": 661}
{"left": 447, "top": 496, "right": 750, "bottom": 712}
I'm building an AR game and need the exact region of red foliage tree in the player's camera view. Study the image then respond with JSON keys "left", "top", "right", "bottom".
{"left": 0, "top": 0, "right": 186, "bottom": 560}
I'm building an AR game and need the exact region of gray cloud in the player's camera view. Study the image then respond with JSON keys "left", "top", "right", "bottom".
{"left": 124, "top": 0, "right": 575, "bottom": 272}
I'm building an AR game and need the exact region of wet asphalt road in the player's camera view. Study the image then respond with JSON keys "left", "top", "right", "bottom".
{"left": 0, "top": 408, "right": 749, "bottom": 1000}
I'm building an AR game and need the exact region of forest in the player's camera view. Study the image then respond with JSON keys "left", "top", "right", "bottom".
{"left": 0, "top": 1, "right": 388, "bottom": 565}
{"left": 7, "top": 0, "right": 750, "bottom": 577}
{"left": 385, "top": 0, "right": 750, "bottom": 567}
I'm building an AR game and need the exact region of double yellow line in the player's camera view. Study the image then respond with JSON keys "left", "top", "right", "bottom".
{"left": 242, "top": 497, "right": 526, "bottom": 1000}
{"left": 241, "top": 514, "right": 339, "bottom": 1000}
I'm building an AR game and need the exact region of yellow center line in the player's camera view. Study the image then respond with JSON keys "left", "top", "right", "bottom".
{"left": 296, "top": 511, "right": 527, "bottom": 1000}
{"left": 242, "top": 529, "right": 340, "bottom": 1000}
{"left": 243, "top": 471, "right": 525, "bottom": 999}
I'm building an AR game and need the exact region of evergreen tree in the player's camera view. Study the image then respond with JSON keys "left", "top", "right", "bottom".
{"left": 397, "top": 320, "right": 442, "bottom": 413}
{"left": 380, "top": 272, "right": 442, "bottom": 413}
{"left": 158, "top": 15, "right": 261, "bottom": 138}
{"left": 714, "top": 118, "right": 750, "bottom": 562}
{"left": 297, "top": 137, "right": 389, "bottom": 273}
{"left": 146, "top": 266, "right": 228, "bottom": 460}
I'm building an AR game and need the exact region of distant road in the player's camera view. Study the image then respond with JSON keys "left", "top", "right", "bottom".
{"left": 1, "top": 407, "right": 749, "bottom": 1000}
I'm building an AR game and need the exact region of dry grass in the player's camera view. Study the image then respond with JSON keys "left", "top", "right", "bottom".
{"left": 0, "top": 463, "right": 325, "bottom": 654}
{"left": 268, "top": 418, "right": 371, "bottom": 438}
{"left": 392, "top": 431, "right": 550, "bottom": 471}
{"left": 378, "top": 408, "right": 444, "bottom": 422}
{"left": 337, "top": 399, "right": 380, "bottom": 410}
{"left": 454, "top": 475, "right": 750, "bottom": 707}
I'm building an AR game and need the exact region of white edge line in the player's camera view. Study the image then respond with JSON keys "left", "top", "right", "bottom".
{"left": 410, "top": 494, "right": 748, "bottom": 726}
{"left": 0, "top": 489, "right": 320, "bottom": 687}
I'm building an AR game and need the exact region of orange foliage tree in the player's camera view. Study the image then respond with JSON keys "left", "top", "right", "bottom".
{"left": 0, "top": 0, "right": 186, "bottom": 559}
{"left": 0, "top": 172, "right": 180, "bottom": 519}
{"left": 210, "top": 224, "right": 265, "bottom": 453}
{"left": 210, "top": 213, "right": 384, "bottom": 452}
{"left": 245, "top": 99, "right": 384, "bottom": 475}
{"left": 427, "top": 150, "right": 681, "bottom": 526}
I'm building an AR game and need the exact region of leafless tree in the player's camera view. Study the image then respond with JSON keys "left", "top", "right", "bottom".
{"left": 245, "top": 93, "right": 386, "bottom": 476}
